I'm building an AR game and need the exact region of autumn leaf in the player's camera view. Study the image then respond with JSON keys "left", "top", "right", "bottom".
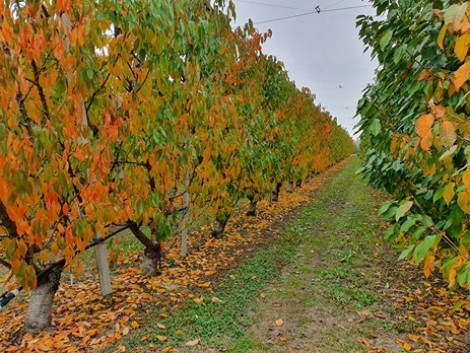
{"left": 156, "top": 335, "right": 167, "bottom": 342}
{"left": 454, "top": 32, "right": 470, "bottom": 61}
{"left": 416, "top": 114, "right": 434, "bottom": 138}
{"left": 186, "top": 338, "right": 201, "bottom": 347}
{"left": 443, "top": 183, "right": 455, "bottom": 205}
{"left": 463, "top": 166, "right": 470, "bottom": 193}
{"left": 438, "top": 24, "right": 448, "bottom": 50}
{"left": 439, "top": 121, "right": 457, "bottom": 149}
{"left": 453, "top": 59, "right": 470, "bottom": 90}
{"left": 396, "top": 201, "right": 413, "bottom": 222}
{"left": 275, "top": 319, "right": 284, "bottom": 327}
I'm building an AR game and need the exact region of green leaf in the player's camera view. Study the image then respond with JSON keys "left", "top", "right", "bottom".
{"left": 380, "top": 30, "right": 393, "bottom": 51}
{"left": 368, "top": 118, "right": 381, "bottom": 136}
{"left": 413, "top": 235, "right": 438, "bottom": 264}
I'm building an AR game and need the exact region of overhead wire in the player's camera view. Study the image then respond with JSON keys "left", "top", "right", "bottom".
{"left": 254, "top": 4, "right": 373, "bottom": 25}
{"left": 235, "top": 0, "right": 313, "bottom": 11}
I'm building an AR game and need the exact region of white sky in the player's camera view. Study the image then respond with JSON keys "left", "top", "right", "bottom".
{"left": 231, "top": 0, "right": 378, "bottom": 136}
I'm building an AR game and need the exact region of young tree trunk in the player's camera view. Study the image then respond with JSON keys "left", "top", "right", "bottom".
{"left": 246, "top": 196, "right": 257, "bottom": 217}
{"left": 212, "top": 213, "right": 230, "bottom": 238}
{"left": 270, "top": 182, "right": 282, "bottom": 202}
{"left": 129, "top": 223, "right": 161, "bottom": 276}
{"left": 296, "top": 179, "right": 302, "bottom": 188}
{"left": 24, "top": 262, "right": 64, "bottom": 331}
{"left": 286, "top": 181, "right": 294, "bottom": 193}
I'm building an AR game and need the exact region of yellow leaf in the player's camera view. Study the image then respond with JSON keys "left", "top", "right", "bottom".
{"left": 458, "top": 191, "right": 470, "bottom": 213}
{"left": 157, "top": 323, "right": 166, "bottom": 329}
{"left": 156, "top": 335, "right": 167, "bottom": 342}
{"left": 440, "top": 121, "right": 457, "bottom": 149}
{"left": 131, "top": 321, "right": 139, "bottom": 329}
{"left": 443, "top": 183, "right": 455, "bottom": 205}
{"left": 438, "top": 23, "right": 448, "bottom": 50}
{"left": 453, "top": 59, "right": 470, "bottom": 90}
{"left": 162, "top": 347, "right": 174, "bottom": 353}
{"left": 455, "top": 32, "right": 470, "bottom": 61}
{"left": 275, "top": 319, "right": 284, "bottom": 327}
{"left": 463, "top": 167, "right": 470, "bottom": 193}
{"left": 122, "top": 327, "right": 130, "bottom": 336}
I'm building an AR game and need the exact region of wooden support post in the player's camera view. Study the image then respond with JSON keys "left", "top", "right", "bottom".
{"left": 94, "top": 233, "right": 112, "bottom": 296}
{"left": 181, "top": 168, "right": 190, "bottom": 258}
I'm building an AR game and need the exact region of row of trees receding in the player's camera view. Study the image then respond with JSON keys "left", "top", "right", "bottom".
{"left": 358, "top": 1, "right": 470, "bottom": 290}
{"left": 0, "top": 0, "right": 354, "bottom": 330}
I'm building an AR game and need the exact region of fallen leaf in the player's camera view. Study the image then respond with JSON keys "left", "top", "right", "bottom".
{"left": 280, "top": 337, "right": 288, "bottom": 342}
{"left": 156, "top": 335, "right": 167, "bottom": 342}
{"left": 275, "top": 319, "right": 284, "bottom": 327}
{"left": 186, "top": 338, "right": 201, "bottom": 347}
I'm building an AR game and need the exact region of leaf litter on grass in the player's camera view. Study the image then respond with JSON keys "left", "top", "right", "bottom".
{"left": 0, "top": 160, "right": 350, "bottom": 353}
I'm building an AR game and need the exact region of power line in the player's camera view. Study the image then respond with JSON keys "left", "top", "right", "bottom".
{"left": 324, "top": 0, "right": 347, "bottom": 10}
{"left": 235, "top": 0, "right": 313, "bottom": 11}
{"left": 254, "top": 5, "right": 373, "bottom": 25}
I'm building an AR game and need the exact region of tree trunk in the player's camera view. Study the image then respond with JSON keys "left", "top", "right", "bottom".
{"left": 129, "top": 223, "right": 161, "bottom": 276}
{"left": 212, "top": 213, "right": 230, "bottom": 238}
{"left": 246, "top": 197, "right": 257, "bottom": 217}
{"left": 286, "top": 181, "right": 294, "bottom": 193}
{"left": 270, "top": 182, "right": 282, "bottom": 202}
{"left": 296, "top": 179, "right": 302, "bottom": 188}
{"left": 24, "top": 262, "right": 64, "bottom": 331}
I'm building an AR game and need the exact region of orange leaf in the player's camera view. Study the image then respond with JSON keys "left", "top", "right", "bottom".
{"left": 453, "top": 59, "right": 470, "bottom": 90}
{"left": 74, "top": 260, "right": 82, "bottom": 278}
{"left": 416, "top": 114, "right": 434, "bottom": 138}
{"left": 420, "top": 131, "right": 433, "bottom": 151}
{"left": 62, "top": 203, "right": 69, "bottom": 215}
{"left": 423, "top": 253, "right": 435, "bottom": 278}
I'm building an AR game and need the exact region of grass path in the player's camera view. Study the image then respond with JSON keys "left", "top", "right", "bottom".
{"left": 117, "top": 157, "right": 412, "bottom": 353}
{"left": 236, "top": 156, "right": 403, "bottom": 353}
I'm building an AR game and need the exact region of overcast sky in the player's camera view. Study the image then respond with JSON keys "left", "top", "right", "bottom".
{"left": 231, "top": 0, "right": 378, "bottom": 136}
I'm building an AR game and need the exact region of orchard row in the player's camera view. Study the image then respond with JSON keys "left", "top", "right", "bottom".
{"left": 358, "top": 1, "right": 470, "bottom": 288}
{"left": 0, "top": 0, "right": 353, "bottom": 330}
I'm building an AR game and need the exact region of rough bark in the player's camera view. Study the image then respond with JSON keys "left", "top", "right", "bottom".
{"left": 24, "top": 262, "right": 64, "bottom": 331}
{"left": 270, "top": 182, "right": 282, "bottom": 202}
{"left": 129, "top": 223, "right": 161, "bottom": 276}
{"left": 212, "top": 213, "right": 230, "bottom": 238}
{"left": 246, "top": 196, "right": 257, "bottom": 217}
{"left": 286, "top": 181, "right": 294, "bottom": 193}
{"left": 0, "top": 201, "right": 18, "bottom": 236}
